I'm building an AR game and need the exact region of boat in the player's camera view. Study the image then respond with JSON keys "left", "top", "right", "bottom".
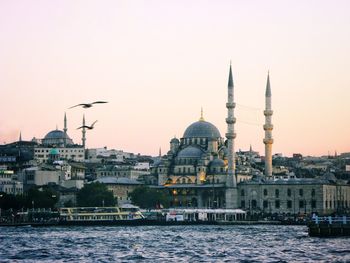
{"left": 58, "top": 204, "right": 146, "bottom": 226}
{"left": 308, "top": 216, "right": 350, "bottom": 237}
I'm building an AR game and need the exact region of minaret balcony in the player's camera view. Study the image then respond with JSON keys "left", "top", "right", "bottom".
{"left": 263, "top": 138, "right": 274, "bottom": 144}
{"left": 225, "top": 117, "right": 236, "bottom": 124}
{"left": 264, "top": 110, "right": 273, "bottom": 116}
{"left": 226, "top": 102, "right": 236, "bottom": 109}
{"left": 263, "top": 124, "right": 273, "bottom": 131}
{"left": 225, "top": 133, "right": 237, "bottom": 139}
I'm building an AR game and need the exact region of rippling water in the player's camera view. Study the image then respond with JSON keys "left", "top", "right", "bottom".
{"left": 0, "top": 225, "right": 349, "bottom": 262}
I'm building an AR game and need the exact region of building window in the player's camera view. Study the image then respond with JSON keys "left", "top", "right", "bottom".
{"left": 251, "top": 200, "right": 257, "bottom": 208}
{"left": 275, "top": 189, "right": 279, "bottom": 198}
{"left": 263, "top": 189, "right": 268, "bottom": 196}
{"left": 275, "top": 200, "right": 280, "bottom": 209}
{"left": 287, "top": 200, "right": 292, "bottom": 209}
{"left": 241, "top": 200, "right": 245, "bottom": 208}
{"left": 287, "top": 188, "right": 291, "bottom": 197}
{"left": 311, "top": 200, "right": 316, "bottom": 209}
{"left": 263, "top": 200, "right": 268, "bottom": 209}
{"left": 299, "top": 189, "right": 303, "bottom": 197}
{"left": 299, "top": 200, "right": 304, "bottom": 208}
{"left": 241, "top": 189, "right": 245, "bottom": 196}
{"left": 311, "top": 189, "right": 315, "bottom": 197}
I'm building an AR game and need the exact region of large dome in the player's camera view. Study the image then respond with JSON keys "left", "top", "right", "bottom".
{"left": 42, "top": 129, "right": 73, "bottom": 146}
{"left": 183, "top": 120, "right": 221, "bottom": 139}
{"left": 44, "top": 130, "right": 71, "bottom": 140}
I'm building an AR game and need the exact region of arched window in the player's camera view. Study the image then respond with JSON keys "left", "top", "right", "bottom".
{"left": 275, "top": 189, "right": 279, "bottom": 198}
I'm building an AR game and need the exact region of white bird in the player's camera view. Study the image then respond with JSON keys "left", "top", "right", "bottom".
{"left": 69, "top": 101, "right": 108, "bottom": 109}
{"left": 77, "top": 120, "right": 98, "bottom": 130}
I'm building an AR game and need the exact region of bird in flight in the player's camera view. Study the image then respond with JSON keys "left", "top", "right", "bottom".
{"left": 77, "top": 120, "right": 98, "bottom": 130}
{"left": 69, "top": 101, "right": 108, "bottom": 109}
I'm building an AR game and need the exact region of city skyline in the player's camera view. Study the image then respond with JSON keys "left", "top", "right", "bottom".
{"left": 1, "top": 0, "right": 349, "bottom": 157}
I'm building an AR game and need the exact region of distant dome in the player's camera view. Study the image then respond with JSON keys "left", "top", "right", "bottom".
{"left": 44, "top": 130, "right": 70, "bottom": 140}
{"left": 177, "top": 146, "right": 204, "bottom": 158}
{"left": 42, "top": 129, "right": 73, "bottom": 146}
{"left": 183, "top": 121, "right": 221, "bottom": 139}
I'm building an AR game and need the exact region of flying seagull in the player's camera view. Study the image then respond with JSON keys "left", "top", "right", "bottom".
{"left": 69, "top": 101, "right": 108, "bottom": 109}
{"left": 77, "top": 120, "right": 98, "bottom": 130}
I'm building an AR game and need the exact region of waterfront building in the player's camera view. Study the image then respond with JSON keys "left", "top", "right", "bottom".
{"left": 93, "top": 177, "right": 143, "bottom": 205}
{"left": 96, "top": 164, "right": 149, "bottom": 181}
{"left": 0, "top": 167, "right": 23, "bottom": 195}
{"left": 237, "top": 174, "right": 350, "bottom": 215}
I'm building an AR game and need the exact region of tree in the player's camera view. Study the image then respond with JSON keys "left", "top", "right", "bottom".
{"left": 129, "top": 186, "right": 170, "bottom": 209}
{"left": 77, "top": 182, "right": 116, "bottom": 207}
{"left": 26, "top": 186, "right": 60, "bottom": 209}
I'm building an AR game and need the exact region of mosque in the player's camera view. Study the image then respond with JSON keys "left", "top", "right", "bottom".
{"left": 149, "top": 65, "right": 252, "bottom": 208}
{"left": 149, "top": 65, "right": 350, "bottom": 215}
{"left": 32, "top": 114, "right": 86, "bottom": 163}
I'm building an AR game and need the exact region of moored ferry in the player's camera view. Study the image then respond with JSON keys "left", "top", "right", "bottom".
{"left": 59, "top": 204, "right": 145, "bottom": 226}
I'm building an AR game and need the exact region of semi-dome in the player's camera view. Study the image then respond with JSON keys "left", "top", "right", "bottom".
{"left": 177, "top": 146, "right": 204, "bottom": 158}
{"left": 183, "top": 120, "right": 221, "bottom": 139}
{"left": 209, "top": 158, "right": 225, "bottom": 168}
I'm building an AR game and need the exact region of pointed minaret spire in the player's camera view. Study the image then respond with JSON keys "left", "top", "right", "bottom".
{"left": 159, "top": 147, "right": 162, "bottom": 157}
{"left": 228, "top": 64, "right": 233, "bottom": 87}
{"left": 82, "top": 114, "right": 86, "bottom": 148}
{"left": 263, "top": 72, "right": 274, "bottom": 177}
{"left": 63, "top": 112, "right": 68, "bottom": 147}
{"left": 199, "top": 107, "right": 205, "bottom": 121}
{"left": 265, "top": 71, "right": 271, "bottom": 97}
{"left": 225, "top": 63, "right": 238, "bottom": 209}
{"left": 19, "top": 132, "right": 22, "bottom": 142}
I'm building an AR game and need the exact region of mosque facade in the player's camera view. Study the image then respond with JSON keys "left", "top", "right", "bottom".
{"left": 148, "top": 65, "right": 350, "bottom": 215}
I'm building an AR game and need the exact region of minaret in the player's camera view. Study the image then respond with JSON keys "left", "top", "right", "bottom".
{"left": 19, "top": 132, "right": 22, "bottom": 142}
{"left": 82, "top": 114, "right": 86, "bottom": 148}
{"left": 63, "top": 112, "right": 68, "bottom": 147}
{"left": 225, "top": 64, "right": 238, "bottom": 208}
{"left": 199, "top": 107, "right": 205, "bottom": 121}
{"left": 263, "top": 72, "right": 273, "bottom": 177}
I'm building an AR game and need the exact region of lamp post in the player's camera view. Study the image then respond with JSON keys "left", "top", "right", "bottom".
{"left": 32, "top": 200, "right": 35, "bottom": 211}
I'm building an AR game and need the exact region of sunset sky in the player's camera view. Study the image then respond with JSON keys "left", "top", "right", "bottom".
{"left": 0, "top": 0, "right": 349, "bottom": 157}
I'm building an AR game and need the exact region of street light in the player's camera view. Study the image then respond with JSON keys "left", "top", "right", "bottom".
{"left": 32, "top": 200, "right": 35, "bottom": 211}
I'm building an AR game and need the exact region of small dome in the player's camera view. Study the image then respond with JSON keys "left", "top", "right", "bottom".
{"left": 323, "top": 172, "right": 337, "bottom": 183}
{"left": 183, "top": 120, "right": 221, "bottom": 139}
{"left": 170, "top": 137, "right": 180, "bottom": 144}
{"left": 209, "top": 158, "right": 225, "bottom": 168}
{"left": 177, "top": 146, "right": 203, "bottom": 158}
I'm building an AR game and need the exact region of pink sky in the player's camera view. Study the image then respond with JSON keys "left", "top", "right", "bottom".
{"left": 0, "top": 0, "right": 349, "bottom": 157}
